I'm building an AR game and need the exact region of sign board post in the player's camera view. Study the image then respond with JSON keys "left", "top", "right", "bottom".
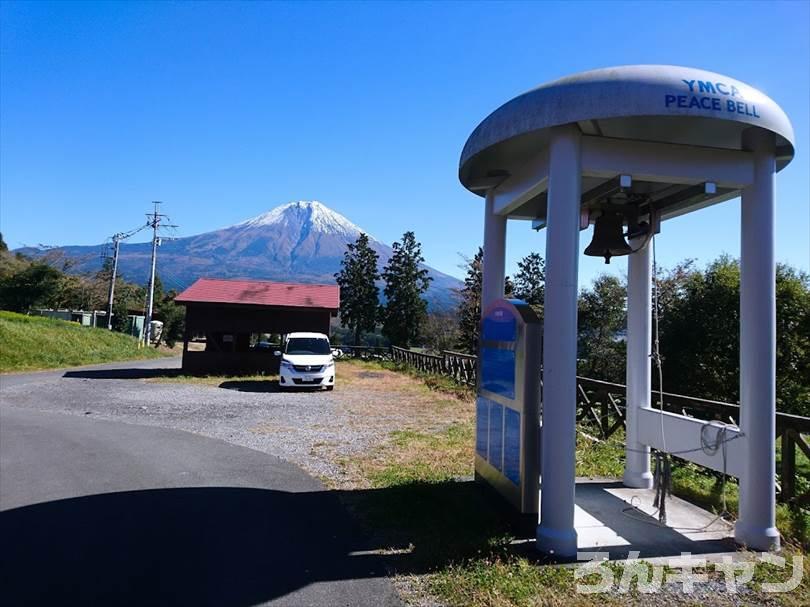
{"left": 475, "top": 298, "right": 541, "bottom": 513}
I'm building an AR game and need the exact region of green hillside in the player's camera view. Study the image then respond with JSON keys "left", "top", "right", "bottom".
{"left": 0, "top": 311, "right": 170, "bottom": 372}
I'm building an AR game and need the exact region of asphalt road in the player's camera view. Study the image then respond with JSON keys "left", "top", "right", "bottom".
{"left": 0, "top": 360, "right": 400, "bottom": 607}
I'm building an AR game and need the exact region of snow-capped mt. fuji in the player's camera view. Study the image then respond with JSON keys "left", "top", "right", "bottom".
{"left": 16, "top": 200, "right": 461, "bottom": 309}
{"left": 189, "top": 200, "right": 384, "bottom": 273}
{"left": 235, "top": 200, "right": 364, "bottom": 238}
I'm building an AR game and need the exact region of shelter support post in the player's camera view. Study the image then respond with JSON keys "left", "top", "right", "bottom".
{"left": 537, "top": 124, "right": 581, "bottom": 558}
{"left": 735, "top": 128, "right": 780, "bottom": 551}
{"left": 481, "top": 188, "right": 507, "bottom": 316}
{"left": 623, "top": 237, "right": 654, "bottom": 488}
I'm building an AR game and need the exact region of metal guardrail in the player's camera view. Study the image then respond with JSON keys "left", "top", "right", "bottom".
{"left": 389, "top": 346, "right": 810, "bottom": 507}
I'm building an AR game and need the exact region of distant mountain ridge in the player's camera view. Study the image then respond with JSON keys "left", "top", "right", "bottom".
{"left": 15, "top": 201, "right": 461, "bottom": 309}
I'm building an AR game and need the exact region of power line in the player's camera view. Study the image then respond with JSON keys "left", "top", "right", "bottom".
{"left": 102, "top": 221, "right": 151, "bottom": 330}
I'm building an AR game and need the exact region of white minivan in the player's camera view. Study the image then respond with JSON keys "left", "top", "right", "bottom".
{"left": 276, "top": 332, "right": 336, "bottom": 390}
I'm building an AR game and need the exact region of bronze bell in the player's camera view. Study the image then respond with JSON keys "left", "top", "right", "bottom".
{"left": 584, "top": 210, "right": 632, "bottom": 264}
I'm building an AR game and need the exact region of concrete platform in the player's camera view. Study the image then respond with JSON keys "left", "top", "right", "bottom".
{"left": 571, "top": 479, "right": 736, "bottom": 560}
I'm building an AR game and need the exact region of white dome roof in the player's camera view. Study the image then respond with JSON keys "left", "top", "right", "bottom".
{"left": 460, "top": 65, "right": 794, "bottom": 192}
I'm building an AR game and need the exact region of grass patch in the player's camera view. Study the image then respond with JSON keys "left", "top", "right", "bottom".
{"left": 367, "top": 425, "right": 474, "bottom": 487}
{"left": 429, "top": 557, "right": 605, "bottom": 607}
{"left": 576, "top": 430, "right": 626, "bottom": 479}
{"left": 343, "top": 357, "right": 474, "bottom": 400}
{"left": 0, "top": 311, "right": 169, "bottom": 372}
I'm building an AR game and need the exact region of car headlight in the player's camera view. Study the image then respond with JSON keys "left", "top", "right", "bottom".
{"left": 325, "top": 360, "right": 335, "bottom": 368}
{"left": 281, "top": 360, "right": 294, "bottom": 369}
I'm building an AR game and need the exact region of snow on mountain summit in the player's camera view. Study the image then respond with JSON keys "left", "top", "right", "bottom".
{"left": 235, "top": 201, "right": 366, "bottom": 238}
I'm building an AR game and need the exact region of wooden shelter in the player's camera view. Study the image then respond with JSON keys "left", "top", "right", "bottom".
{"left": 175, "top": 278, "right": 340, "bottom": 374}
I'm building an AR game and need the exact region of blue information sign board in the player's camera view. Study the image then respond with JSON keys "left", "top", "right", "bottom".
{"left": 475, "top": 298, "right": 541, "bottom": 513}
{"left": 476, "top": 397, "right": 489, "bottom": 459}
{"left": 481, "top": 347, "right": 515, "bottom": 399}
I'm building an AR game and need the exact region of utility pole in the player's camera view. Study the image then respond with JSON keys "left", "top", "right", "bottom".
{"left": 143, "top": 201, "right": 177, "bottom": 346}
{"left": 105, "top": 234, "right": 121, "bottom": 330}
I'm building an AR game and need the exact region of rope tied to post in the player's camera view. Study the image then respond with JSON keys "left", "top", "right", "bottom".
{"left": 652, "top": 451, "right": 672, "bottom": 524}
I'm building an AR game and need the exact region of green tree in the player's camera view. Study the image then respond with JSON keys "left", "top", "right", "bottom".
{"left": 513, "top": 252, "right": 545, "bottom": 317}
{"left": 110, "top": 279, "right": 145, "bottom": 333}
{"left": 380, "top": 231, "right": 432, "bottom": 347}
{"left": 504, "top": 274, "right": 515, "bottom": 299}
{"left": 156, "top": 289, "right": 185, "bottom": 347}
{"left": 658, "top": 256, "right": 740, "bottom": 403}
{"left": 658, "top": 256, "right": 810, "bottom": 416}
{"left": 455, "top": 248, "right": 483, "bottom": 354}
{"left": 334, "top": 233, "right": 380, "bottom": 345}
{"left": 151, "top": 275, "right": 185, "bottom": 347}
{"left": 774, "top": 264, "right": 810, "bottom": 416}
{"left": 577, "top": 274, "right": 627, "bottom": 382}
{"left": 454, "top": 248, "right": 518, "bottom": 354}
{"left": 111, "top": 295, "right": 131, "bottom": 333}
{"left": 421, "top": 311, "right": 460, "bottom": 354}
{"left": 52, "top": 274, "right": 97, "bottom": 310}
{"left": 0, "top": 263, "right": 63, "bottom": 312}
{"left": 0, "top": 233, "right": 8, "bottom": 252}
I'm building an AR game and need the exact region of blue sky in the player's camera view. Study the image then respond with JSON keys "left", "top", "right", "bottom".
{"left": 1, "top": 1, "right": 808, "bottom": 285}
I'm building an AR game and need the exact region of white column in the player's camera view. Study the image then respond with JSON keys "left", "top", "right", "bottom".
{"left": 735, "top": 128, "right": 780, "bottom": 551}
{"left": 481, "top": 188, "right": 507, "bottom": 316}
{"left": 537, "top": 124, "right": 581, "bottom": 558}
{"left": 623, "top": 236, "right": 653, "bottom": 488}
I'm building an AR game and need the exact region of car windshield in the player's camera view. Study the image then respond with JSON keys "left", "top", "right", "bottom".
{"left": 285, "top": 338, "right": 331, "bottom": 355}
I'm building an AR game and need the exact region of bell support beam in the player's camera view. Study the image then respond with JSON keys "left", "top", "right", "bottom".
{"left": 491, "top": 149, "right": 549, "bottom": 217}
{"left": 537, "top": 124, "right": 581, "bottom": 559}
{"left": 580, "top": 136, "right": 755, "bottom": 188}
{"left": 623, "top": 235, "right": 653, "bottom": 489}
{"left": 580, "top": 174, "right": 633, "bottom": 206}
{"left": 735, "top": 128, "right": 780, "bottom": 551}
{"left": 637, "top": 409, "right": 746, "bottom": 477}
{"left": 490, "top": 135, "right": 756, "bottom": 225}
{"left": 481, "top": 188, "right": 507, "bottom": 316}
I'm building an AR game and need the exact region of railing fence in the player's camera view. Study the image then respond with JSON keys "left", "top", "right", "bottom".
{"left": 387, "top": 345, "right": 810, "bottom": 507}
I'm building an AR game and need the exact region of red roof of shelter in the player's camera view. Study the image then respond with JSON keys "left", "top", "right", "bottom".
{"left": 175, "top": 278, "right": 339, "bottom": 310}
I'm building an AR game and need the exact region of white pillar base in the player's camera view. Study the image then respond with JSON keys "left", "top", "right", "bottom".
{"left": 536, "top": 525, "right": 578, "bottom": 559}
{"left": 622, "top": 470, "right": 654, "bottom": 489}
{"left": 734, "top": 521, "right": 780, "bottom": 552}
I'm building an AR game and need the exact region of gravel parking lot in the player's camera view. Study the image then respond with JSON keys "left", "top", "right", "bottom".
{"left": 0, "top": 357, "right": 467, "bottom": 486}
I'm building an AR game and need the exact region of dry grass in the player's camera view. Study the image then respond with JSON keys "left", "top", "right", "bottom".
{"left": 333, "top": 359, "right": 474, "bottom": 488}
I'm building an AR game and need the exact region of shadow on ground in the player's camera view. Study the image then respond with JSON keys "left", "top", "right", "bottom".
{"left": 342, "top": 479, "right": 738, "bottom": 569}
{"left": 0, "top": 480, "right": 741, "bottom": 606}
{"left": 63, "top": 367, "right": 183, "bottom": 380}
{"left": 0, "top": 481, "right": 524, "bottom": 606}
{"left": 219, "top": 379, "right": 282, "bottom": 393}
{"left": 0, "top": 486, "right": 393, "bottom": 607}
{"left": 62, "top": 369, "right": 285, "bottom": 393}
